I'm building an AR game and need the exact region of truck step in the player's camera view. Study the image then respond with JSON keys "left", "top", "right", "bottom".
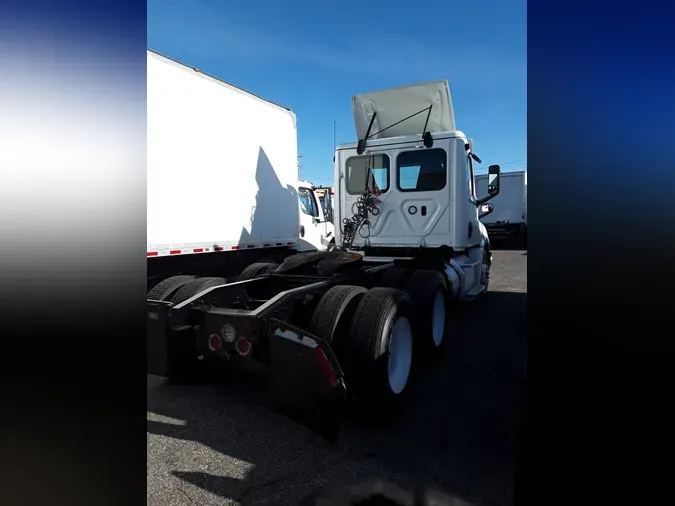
{"left": 465, "top": 284, "right": 486, "bottom": 297}
{"left": 463, "top": 260, "right": 481, "bottom": 269}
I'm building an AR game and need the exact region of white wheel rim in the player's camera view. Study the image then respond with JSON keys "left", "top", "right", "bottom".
{"left": 431, "top": 290, "right": 446, "bottom": 347}
{"left": 387, "top": 316, "right": 413, "bottom": 395}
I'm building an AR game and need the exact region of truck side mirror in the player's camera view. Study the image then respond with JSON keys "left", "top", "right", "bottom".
{"left": 487, "top": 164, "right": 500, "bottom": 194}
{"left": 476, "top": 164, "right": 501, "bottom": 206}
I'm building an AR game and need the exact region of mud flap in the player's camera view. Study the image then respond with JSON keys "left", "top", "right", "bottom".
{"left": 267, "top": 321, "right": 347, "bottom": 443}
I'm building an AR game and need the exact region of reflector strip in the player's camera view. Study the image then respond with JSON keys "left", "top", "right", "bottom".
{"left": 273, "top": 328, "right": 340, "bottom": 389}
{"left": 147, "top": 241, "right": 297, "bottom": 258}
{"left": 313, "top": 347, "right": 339, "bottom": 388}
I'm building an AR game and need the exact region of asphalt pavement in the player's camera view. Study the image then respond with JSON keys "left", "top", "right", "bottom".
{"left": 147, "top": 246, "right": 527, "bottom": 506}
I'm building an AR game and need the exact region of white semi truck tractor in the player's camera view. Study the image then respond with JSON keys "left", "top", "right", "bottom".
{"left": 147, "top": 79, "right": 501, "bottom": 422}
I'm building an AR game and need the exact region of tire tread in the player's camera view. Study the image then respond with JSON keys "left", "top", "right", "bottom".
{"left": 308, "top": 285, "right": 367, "bottom": 344}
{"left": 170, "top": 276, "right": 227, "bottom": 304}
{"left": 238, "top": 262, "right": 278, "bottom": 281}
{"left": 147, "top": 275, "right": 196, "bottom": 301}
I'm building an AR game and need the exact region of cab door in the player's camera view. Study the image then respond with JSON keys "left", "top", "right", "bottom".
{"left": 298, "top": 186, "right": 328, "bottom": 251}
{"left": 340, "top": 152, "right": 391, "bottom": 248}
{"left": 390, "top": 147, "right": 451, "bottom": 242}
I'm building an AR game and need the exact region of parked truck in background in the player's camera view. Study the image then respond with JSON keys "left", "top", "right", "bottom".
{"left": 475, "top": 169, "right": 527, "bottom": 243}
{"left": 147, "top": 49, "right": 332, "bottom": 287}
{"left": 147, "top": 78, "right": 503, "bottom": 426}
{"left": 298, "top": 181, "right": 335, "bottom": 250}
{"left": 314, "top": 186, "right": 334, "bottom": 223}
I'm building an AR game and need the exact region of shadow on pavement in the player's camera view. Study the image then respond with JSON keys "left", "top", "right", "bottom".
{"left": 147, "top": 289, "right": 526, "bottom": 506}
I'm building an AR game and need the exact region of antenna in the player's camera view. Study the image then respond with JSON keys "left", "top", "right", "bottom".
{"left": 333, "top": 120, "right": 336, "bottom": 152}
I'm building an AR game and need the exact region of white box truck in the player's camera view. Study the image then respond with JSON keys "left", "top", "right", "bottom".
{"left": 147, "top": 79, "right": 504, "bottom": 435}
{"left": 147, "top": 49, "right": 333, "bottom": 286}
{"left": 475, "top": 169, "right": 527, "bottom": 242}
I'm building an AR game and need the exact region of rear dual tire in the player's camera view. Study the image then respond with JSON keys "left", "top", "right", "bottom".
{"left": 308, "top": 269, "right": 452, "bottom": 414}
{"left": 238, "top": 262, "right": 279, "bottom": 281}
{"left": 379, "top": 269, "right": 450, "bottom": 355}
{"left": 308, "top": 285, "right": 367, "bottom": 346}
{"left": 347, "top": 288, "right": 414, "bottom": 403}
{"left": 310, "top": 286, "right": 414, "bottom": 413}
{"left": 147, "top": 275, "right": 196, "bottom": 301}
{"left": 403, "top": 270, "right": 449, "bottom": 357}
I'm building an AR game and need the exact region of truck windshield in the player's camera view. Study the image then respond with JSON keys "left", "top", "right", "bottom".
{"left": 345, "top": 154, "right": 390, "bottom": 195}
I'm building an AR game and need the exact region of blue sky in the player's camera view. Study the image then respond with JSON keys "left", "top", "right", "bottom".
{"left": 148, "top": 0, "right": 526, "bottom": 185}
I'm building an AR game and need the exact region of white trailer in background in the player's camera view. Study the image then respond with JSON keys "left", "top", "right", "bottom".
{"left": 475, "top": 170, "right": 527, "bottom": 242}
{"left": 146, "top": 49, "right": 331, "bottom": 285}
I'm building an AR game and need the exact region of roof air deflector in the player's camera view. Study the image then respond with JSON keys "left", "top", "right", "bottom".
{"left": 351, "top": 80, "right": 456, "bottom": 144}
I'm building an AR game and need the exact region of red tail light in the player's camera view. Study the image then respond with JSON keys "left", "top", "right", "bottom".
{"left": 235, "top": 337, "right": 251, "bottom": 356}
{"left": 208, "top": 334, "right": 222, "bottom": 351}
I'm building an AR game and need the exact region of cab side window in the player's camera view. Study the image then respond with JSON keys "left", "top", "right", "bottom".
{"left": 298, "top": 188, "right": 319, "bottom": 217}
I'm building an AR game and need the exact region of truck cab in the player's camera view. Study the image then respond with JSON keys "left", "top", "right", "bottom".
{"left": 334, "top": 81, "right": 499, "bottom": 259}
{"left": 297, "top": 181, "right": 336, "bottom": 251}
{"left": 335, "top": 133, "right": 487, "bottom": 252}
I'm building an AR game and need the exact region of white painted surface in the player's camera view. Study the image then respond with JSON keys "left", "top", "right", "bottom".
{"left": 147, "top": 50, "right": 299, "bottom": 252}
{"left": 352, "top": 81, "right": 455, "bottom": 140}
{"left": 334, "top": 134, "right": 472, "bottom": 249}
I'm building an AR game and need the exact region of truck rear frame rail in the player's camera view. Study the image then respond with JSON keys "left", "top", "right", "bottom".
{"left": 147, "top": 259, "right": 395, "bottom": 396}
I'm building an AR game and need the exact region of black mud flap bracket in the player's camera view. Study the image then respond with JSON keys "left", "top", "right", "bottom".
{"left": 147, "top": 300, "right": 194, "bottom": 377}
{"left": 147, "top": 300, "right": 172, "bottom": 377}
{"left": 266, "top": 318, "right": 347, "bottom": 442}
